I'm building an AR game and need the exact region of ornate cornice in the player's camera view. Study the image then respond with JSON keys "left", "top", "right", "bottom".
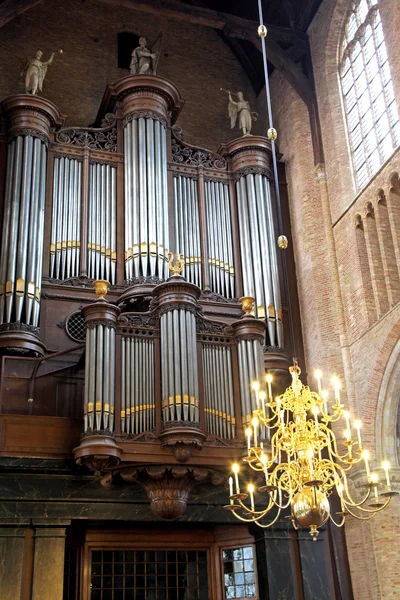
{"left": 233, "top": 166, "right": 271, "bottom": 181}
{"left": 171, "top": 126, "right": 227, "bottom": 171}
{"left": 55, "top": 113, "right": 117, "bottom": 153}
{"left": 123, "top": 110, "right": 167, "bottom": 128}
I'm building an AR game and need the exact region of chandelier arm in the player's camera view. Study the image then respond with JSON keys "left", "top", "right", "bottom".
{"left": 341, "top": 476, "right": 373, "bottom": 507}
{"left": 341, "top": 503, "right": 390, "bottom": 520}
{"left": 252, "top": 510, "right": 284, "bottom": 529}
{"left": 328, "top": 513, "right": 346, "bottom": 528}
{"left": 341, "top": 496, "right": 390, "bottom": 513}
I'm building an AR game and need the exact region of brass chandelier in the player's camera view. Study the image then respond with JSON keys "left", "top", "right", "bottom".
{"left": 224, "top": 0, "right": 398, "bottom": 539}
{"left": 225, "top": 365, "right": 398, "bottom": 540}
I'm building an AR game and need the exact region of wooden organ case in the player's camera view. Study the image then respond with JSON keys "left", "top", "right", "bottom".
{"left": 0, "top": 74, "right": 302, "bottom": 519}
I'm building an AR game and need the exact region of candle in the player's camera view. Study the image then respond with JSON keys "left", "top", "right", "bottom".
{"left": 382, "top": 461, "right": 391, "bottom": 489}
{"left": 266, "top": 373, "right": 273, "bottom": 402}
{"left": 259, "top": 391, "right": 266, "bottom": 413}
{"left": 261, "top": 452, "right": 269, "bottom": 484}
{"left": 252, "top": 417, "right": 259, "bottom": 448}
{"left": 371, "top": 473, "right": 378, "bottom": 500}
{"left": 232, "top": 463, "right": 240, "bottom": 493}
{"left": 315, "top": 369, "right": 322, "bottom": 396}
{"left": 354, "top": 420, "right": 362, "bottom": 447}
{"left": 343, "top": 411, "right": 351, "bottom": 436}
{"left": 229, "top": 476, "right": 234, "bottom": 497}
{"left": 280, "top": 409, "right": 285, "bottom": 432}
{"left": 362, "top": 450, "right": 371, "bottom": 481}
{"left": 344, "top": 429, "right": 351, "bottom": 442}
{"left": 248, "top": 483, "right": 255, "bottom": 511}
{"left": 321, "top": 390, "right": 328, "bottom": 413}
{"left": 332, "top": 377, "right": 341, "bottom": 402}
{"left": 246, "top": 428, "right": 252, "bottom": 452}
{"left": 252, "top": 381, "right": 260, "bottom": 408}
{"left": 307, "top": 448, "right": 314, "bottom": 476}
{"left": 312, "top": 405, "right": 319, "bottom": 432}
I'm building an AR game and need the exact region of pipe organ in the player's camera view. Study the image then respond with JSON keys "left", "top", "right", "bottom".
{"left": 0, "top": 75, "right": 293, "bottom": 475}
{"left": 51, "top": 156, "right": 82, "bottom": 280}
{"left": 173, "top": 175, "right": 202, "bottom": 288}
{"left": 204, "top": 180, "right": 234, "bottom": 298}
{"left": 124, "top": 114, "right": 169, "bottom": 282}
{"left": 121, "top": 335, "right": 155, "bottom": 434}
{"left": 87, "top": 162, "right": 117, "bottom": 284}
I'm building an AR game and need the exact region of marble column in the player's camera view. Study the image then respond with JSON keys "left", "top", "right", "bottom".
{"left": 0, "top": 520, "right": 29, "bottom": 600}
{"left": 31, "top": 519, "right": 70, "bottom": 600}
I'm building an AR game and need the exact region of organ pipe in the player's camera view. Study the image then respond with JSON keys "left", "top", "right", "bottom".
{"left": 0, "top": 135, "right": 47, "bottom": 328}
{"left": 87, "top": 163, "right": 117, "bottom": 284}
{"left": 50, "top": 157, "right": 82, "bottom": 280}
{"left": 202, "top": 344, "right": 235, "bottom": 439}
{"left": 83, "top": 295, "right": 119, "bottom": 433}
{"left": 173, "top": 175, "right": 202, "bottom": 287}
{"left": 235, "top": 172, "right": 283, "bottom": 347}
{"left": 204, "top": 180, "right": 235, "bottom": 298}
{"left": 120, "top": 336, "right": 155, "bottom": 435}
{"left": 124, "top": 116, "right": 169, "bottom": 282}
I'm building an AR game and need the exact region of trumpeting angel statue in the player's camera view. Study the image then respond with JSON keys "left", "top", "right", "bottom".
{"left": 221, "top": 88, "right": 258, "bottom": 136}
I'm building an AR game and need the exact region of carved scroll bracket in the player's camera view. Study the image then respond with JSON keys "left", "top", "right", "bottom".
{"left": 171, "top": 125, "right": 227, "bottom": 171}
{"left": 103, "top": 465, "right": 225, "bottom": 519}
{"left": 55, "top": 113, "right": 117, "bottom": 152}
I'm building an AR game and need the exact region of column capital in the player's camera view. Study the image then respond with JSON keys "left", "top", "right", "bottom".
{"left": 1, "top": 95, "right": 66, "bottom": 143}
{"left": 96, "top": 75, "right": 185, "bottom": 126}
{"left": 218, "top": 136, "right": 272, "bottom": 179}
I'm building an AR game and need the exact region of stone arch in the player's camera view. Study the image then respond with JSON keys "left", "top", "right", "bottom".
{"left": 375, "top": 333, "right": 400, "bottom": 465}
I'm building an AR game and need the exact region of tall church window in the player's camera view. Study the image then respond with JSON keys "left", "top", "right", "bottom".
{"left": 340, "top": 0, "right": 400, "bottom": 189}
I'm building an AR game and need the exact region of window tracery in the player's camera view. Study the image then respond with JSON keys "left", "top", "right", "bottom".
{"left": 340, "top": 0, "right": 399, "bottom": 189}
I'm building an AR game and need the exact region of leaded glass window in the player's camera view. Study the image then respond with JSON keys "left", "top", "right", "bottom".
{"left": 340, "top": 0, "right": 399, "bottom": 189}
{"left": 222, "top": 546, "right": 257, "bottom": 599}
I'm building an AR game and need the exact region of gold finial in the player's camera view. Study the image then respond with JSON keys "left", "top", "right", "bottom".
{"left": 277, "top": 235, "right": 288, "bottom": 249}
{"left": 93, "top": 280, "right": 110, "bottom": 300}
{"left": 167, "top": 252, "right": 185, "bottom": 276}
{"left": 240, "top": 296, "right": 255, "bottom": 316}
{"left": 267, "top": 127, "right": 277, "bottom": 141}
{"left": 258, "top": 24, "right": 267, "bottom": 37}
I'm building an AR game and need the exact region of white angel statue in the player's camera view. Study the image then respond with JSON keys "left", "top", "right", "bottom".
{"left": 221, "top": 89, "right": 258, "bottom": 136}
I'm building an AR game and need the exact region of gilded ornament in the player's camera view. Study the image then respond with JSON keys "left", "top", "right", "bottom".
{"left": 93, "top": 280, "right": 110, "bottom": 300}
{"left": 267, "top": 127, "right": 277, "bottom": 140}
{"left": 239, "top": 296, "right": 255, "bottom": 315}
{"left": 277, "top": 235, "right": 288, "bottom": 249}
{"left": 167, "top": 252, "right": 185, "bottom": 276}
{"left": 258, "top": 24, "right": 267, "bottom": 37}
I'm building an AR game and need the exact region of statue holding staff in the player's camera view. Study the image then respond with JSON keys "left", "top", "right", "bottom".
{"left": 22, "top": 49, "right": 63, "bottom": 95}
{"left": 220, "top": 88, "right": 258, "bottom": 136}
{"left": 130, "top": 35, "right": 162, "bottom": 75}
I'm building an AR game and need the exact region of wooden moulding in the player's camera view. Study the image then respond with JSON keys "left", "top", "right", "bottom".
{"left": 218, "top": 135, "right": 273, "bottom": 179}
{"left": 0, "top": 415, "right": 82, "bottom": 457}
{"left": 103, "top": 465, "right": 225, "bottom": 519}
{"left": 0, "top": 95, "right": 66, "bottom": 141}
{"left": 82, "top": 299, "right": 120, "bottom": 327}
{"left": 0, "top": 326, "right": 46, "bottom": 357}
{"left": 95, "top": 74, "right": 185, "bottom": 126}
{"left": 73, "top": 434, "right": 122, "bottom": 472}
{"left": 232, "top": 313, "right": 266, "bottom": 342}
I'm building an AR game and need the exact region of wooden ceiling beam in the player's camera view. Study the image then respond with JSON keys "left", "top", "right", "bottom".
{"left": 0, "top": 0, "right": 43, "bottom": 28}
{"left": 97, "top": 0, "right": 314, "bottom": 105}
{"left": 96, "top": 0, "right": 308, "bottom": 47}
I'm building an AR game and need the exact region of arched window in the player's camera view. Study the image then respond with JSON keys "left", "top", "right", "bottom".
{"left": 340, "top": 0, "right": 400, "bottom": 189}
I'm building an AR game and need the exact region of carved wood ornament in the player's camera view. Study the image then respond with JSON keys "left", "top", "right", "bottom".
{"left": 102, "top": 465, "right": 225, "bottom": 519}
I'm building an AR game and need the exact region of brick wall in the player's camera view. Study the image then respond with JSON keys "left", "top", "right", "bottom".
{"left": 0, "top": 0, "right": 260, "bottom": 151}
{"left": 270, "top": 0, "right": 400, "bottom": 597}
